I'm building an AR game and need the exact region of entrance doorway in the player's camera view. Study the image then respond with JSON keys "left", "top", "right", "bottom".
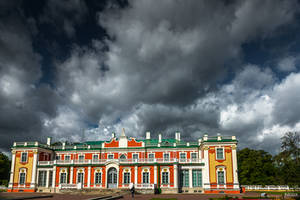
{"left": 107, "top": 167, "right": 117, "bottom": 188}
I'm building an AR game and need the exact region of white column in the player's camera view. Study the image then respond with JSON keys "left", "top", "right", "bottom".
{"left": 52, "top": 166, "right": 56, "bottom": 189}
{"left": 154, "top": 165, "right": 157, "bottom": 185}
{"left": 46, "top": 170, "right": 50, "bottom": 188}
{"left": 31, "top": 151, "right": 38, "bottom": 188}
{"left": 70, "top": 167, "right": 74, "bottom": 184}
{"left": 87, "top": 166, "right": 91, "bottom": 188}
{"left": 134, "top": 166, "right": 138, "bottom": 185}
{"left": 203, "top": 147, "right": 210, "bottom": 190}
{"left": 174, "top": 164, "right": 178, "bottom": 188}
{"left": 189, "top": 168, "right": 193, "bottom": 188}
{"left": 232, "top": 146, "right": 239, "bottom": 189}
{"left": 8, "top": 151, "right": 16, "bottom": 188}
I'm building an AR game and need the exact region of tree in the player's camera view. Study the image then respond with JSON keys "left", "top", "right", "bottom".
{"left": 0, "top": 152, "right": 10, "bottom": 186}
{"left": 274, "top": 132, "right": 300, "bottom": 187}
{"left": 237, "top": 148, "right": 278, "bottom": 185}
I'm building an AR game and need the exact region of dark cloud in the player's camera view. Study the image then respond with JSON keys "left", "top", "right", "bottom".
{"left": 0, "top": 0, "right": 300, "bottom": 155}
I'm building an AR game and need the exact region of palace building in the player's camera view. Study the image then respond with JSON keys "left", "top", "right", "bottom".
{"left": 8, "top": 130, "right": 240, "bottom": 194}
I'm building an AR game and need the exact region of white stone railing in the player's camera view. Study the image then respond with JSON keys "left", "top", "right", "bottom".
{"left": 38, "top": 158, "right": 204, "bottom": 166}
{"left": 242, "top": 185, "right": 300, "bottom": 191}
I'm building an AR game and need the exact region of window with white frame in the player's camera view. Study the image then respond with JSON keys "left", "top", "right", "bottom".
{"left": 142, "top": 169, "right": 149, "bottom": 184}
{"left": 38, "top": 171, "right": 47, "bottom": 187}
{"left": 21, "top": 152, "right": 27, "bottom": 162}
{"left": 148, "top": 153, "right": 154, "bottom": 161}
{"left": 180, "top": 152, "right": 186, "bottom": 162}
{"left": 48, "top": 171, "right": 53, "bottom": 187}
{"left": 93, "top": 154, "right": 99, "bottom": 161}
{"left": 217, "top": 170, "right": 225, "bottom": 184}
{"left": 216, "top": 148, "right": 224, "bottom": 160}
{"left": 192, "top": 169, "right": 202, "bottom": 187}
{"left": 108, "top": 154, "right": 114, "bottom": 159}
{"left": 60, "top": 172, "right": 67, "bottom": 184}
{"left": 19, "top": 169, "right": 26, "bottom": 185}
{"left": 123, "top": 172, "right": 130, "bottom": 184}
{"left": 180, "top": 170, "right": 189, "bottom": 187}
{"left": 162, "top": 171, "right": 169, "bottom": 184}
{"left": 120, "top": 154, "right": 126, "bottom": 160}
{"left": 163, "top": 153, "right": 170, "bottom": 161}
{"left": 95, "top": 172, "right": 102, "bottom": 184}
{"left": 132, "top": 153, "right": 138, "bottom": 160}
{"left": 65, "top": 155, "right": 70, "bottom": 161}
{"left": 77, "top": 172, "right": 84, "bottom": 183}
{"left": 79, "top": 155, "right": 84, "bottom": 161}
{"left": 191, "top": 152, "right": 197, "bottom": 161}
{"left": 55, "top": 155, "right": 60, "bottom": 160}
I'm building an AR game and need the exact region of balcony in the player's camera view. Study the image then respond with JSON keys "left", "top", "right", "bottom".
{"left": 38, "top": 158, "right": 204, "bottom": 166}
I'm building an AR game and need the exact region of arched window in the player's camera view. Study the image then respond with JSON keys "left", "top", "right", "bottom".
{"left": 77, "top": 168, "right": 85, "bottom": 184}
{"left": 19, "top": 168, "right": 26, "bottom": 185}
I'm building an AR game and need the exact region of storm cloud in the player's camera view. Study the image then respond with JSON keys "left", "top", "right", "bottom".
{"left": 0, "top": 0, "right": 300, "bottom": 155}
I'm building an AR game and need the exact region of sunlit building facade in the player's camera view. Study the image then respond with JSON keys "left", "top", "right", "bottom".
{"left": 8, "top": 130, "right": 240, "bottom": 193}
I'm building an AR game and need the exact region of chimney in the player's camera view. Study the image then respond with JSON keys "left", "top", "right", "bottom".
{"left": 146, "top": 131, "right": 151, "bottom": 140}
{"left": 175, "top": 132, "right": 181, "bottom": 141}
{"left": 47, "top": 137, "right": 52, "bottom": 146}
{"left": 112, "top": 133, "right": 115, "bottom": 138}
{"left": 158, "top": 134, "right": 162, "bottom": 143}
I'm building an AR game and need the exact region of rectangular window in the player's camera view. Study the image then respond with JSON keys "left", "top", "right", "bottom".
{"left": 65, "top": 155, "right": 70, "bottom": 161}
{"left": 77, "top": 173, "right": 84, "bottom": 183}
{"left": 216, "top": 148, "right": 224, "bottom": 160}
{"left": 218, "top": 171, "right": 225, "bottom": 184}
{"left": 180, "top": 170, "right": 189, "bottom": 187}
{"left": 148, "top": 153, "right": 154, "bottom": 161}
{"left": 38, "top": 171, "right": 47, "bottom": 187}
{"left": 142, "top": 172, "right": 149, "bottom": 184}
{"left": 21, "top": 152, "right": 27, "bottom": 162}
{"left": 191, "top": 152, "right": 197, "bottom": 160}
{"left": 93, "top": 154, "right": 99, "bottom": 161}
{"left": 79, "top": 155, "right": 84, "bottom": 161}
{"left": 60, "top": 173, "right": 67, "bottom": 184}
{"left": 55, "top": 155, "right": 60, "bottom": 160}
{"left": 192, "top": 170, "right": 202, "bottom": 187}
{"left": 108, "top": 154, "right": 114, "bottom": 159}
{"left": 48, "top": 171, "right": 53, "bottom": 187}
{"left": 162, "top": 172, "right": 169, "bottom": 184}
{"left": 123, "top": 172, "right": 130, "bottom": 184}
{"left": 19, "top": 172, "right": 26, "bottom": 185}
{"left": 180, "top": 153, "right": 186, "bottom": 162}
{"left": 163, "top": 153, "right": 170, "bottom": 162}
{"left": 132, "top": 153, "right": 139, "bottom": 160}
{"left": 95, "top": 173, "right": 102, "bottom": 184}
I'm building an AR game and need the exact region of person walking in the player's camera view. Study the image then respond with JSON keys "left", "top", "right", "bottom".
{"left": 129, "top": 182, "right": 135, "bottom": 198}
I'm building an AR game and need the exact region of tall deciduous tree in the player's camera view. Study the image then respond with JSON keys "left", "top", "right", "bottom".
{"left": 237, "top": 148, "right": 277, "bottom": 185}
{"left": 0, "top": 152, "right": 10, "bottom": 186}
{"left": 274, "top": 132, "right": 300, "bottom": 187}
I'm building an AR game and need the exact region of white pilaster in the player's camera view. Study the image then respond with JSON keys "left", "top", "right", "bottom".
{"left": 31, "top": 151, "right": 38, "bottom": 188}
{"left": 154, "top": 165, "right": 157, "bottom": 185}
{"left": 203, "top": 146, "right": 210, "bottom": 190}
{"left": 70, "top": 167, "right": 74, "bottom": 184}
{"left": 52, "top": 166, "right": 56, "bottom": 188}
{"left": 8, "top": 151, "right": 16, "bottom": 188}
{"left": 46, "top": 170, "right": 50, "bottom": 188}
{"left": 87, "top": 166, "right": 91, "bottom": 188}
{"left": 174, "top": 164, "right": 178, "bottom": 188}
{"left": 232, "top": 146, "right": 239, "bottom": 189}
{"left": 134, "top": 166, "right": 138, "bottom": 185}
{"left": 189, "top": 168, "right": 193, "bottom": 188}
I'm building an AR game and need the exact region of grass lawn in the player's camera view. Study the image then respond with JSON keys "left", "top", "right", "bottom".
{"left": 150, "top": 198, "right": 177, "bottom": 200}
